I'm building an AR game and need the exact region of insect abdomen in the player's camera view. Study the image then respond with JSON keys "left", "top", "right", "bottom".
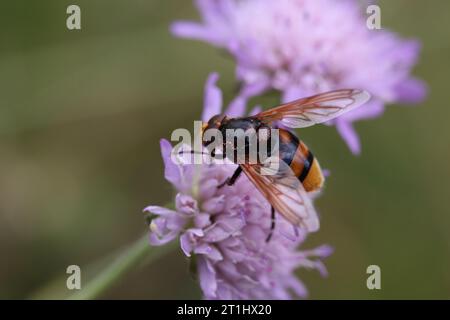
{"left": 279, "top": 129, "right": 324, "bottom": 192}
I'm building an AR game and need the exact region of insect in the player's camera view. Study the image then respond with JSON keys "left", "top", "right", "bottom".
{"left": 201, "top": 89, "right": 370, "bottom": 241}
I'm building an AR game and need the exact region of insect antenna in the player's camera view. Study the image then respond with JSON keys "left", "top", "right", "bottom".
{"left": 176, "top": 150, "right": 209, "bottom": 156}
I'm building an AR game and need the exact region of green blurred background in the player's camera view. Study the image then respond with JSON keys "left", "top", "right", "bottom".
{"left": 0, "top": 0, "right": 449, "bottom": 299}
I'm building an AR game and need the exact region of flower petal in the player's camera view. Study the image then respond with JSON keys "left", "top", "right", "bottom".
{"left": 176, "top": 194, "right": 198, "bottom": 215}
{"left": 395, "top": 77, "right": 427, "bottom": 104}
{"left": 160, "top": 139, "right": 182, "bottom": 186}
{"left": 202, "top": 72, "right": 223, "bottom": 122}
{"left": 249, "top": 105, "right": 262, "bottom": 116}
{"left": 149, "top": 230, "right": 178, "bottom": 246}
{"left": 203, "top": 224, "right": 231, "bottom": 243}
{"left": 194, "top": 244, "right": 223, "bottom": 261}
{"left": 180, "top": 233, "right": 193, "bottom": 257}
{"left": 225, "top": 95, "right": 246, "bottom": 117}
{"left": 170, "top": 22, "right": 223, "bottom": 45}
{"left": 202, "top": 195, "right": 225, "bottom": 214}
{"left": 287, "top": 276, "right": 308, "bottom": 298}
{"left": 336, "top": 121, "right": 361, "bottom": 155}
{"left": 143, "top": 205, "right": 177, "bottom": 217}
{"left": 198, "top": 257, "right": 218, "bottom": 299}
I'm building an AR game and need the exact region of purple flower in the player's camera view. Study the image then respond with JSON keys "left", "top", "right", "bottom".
{"left": 172, "top": 0, "right": 427, "bottom": 154}
{"left": 145, "top": 73, "right": 331, "bottom": 299}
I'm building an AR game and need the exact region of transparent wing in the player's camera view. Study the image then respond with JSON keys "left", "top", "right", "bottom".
{"left": 240, "top": 158, "right": 319, "bottom": 232}
{"left": 255, "top": 89, "right": 370, "bottom": 128}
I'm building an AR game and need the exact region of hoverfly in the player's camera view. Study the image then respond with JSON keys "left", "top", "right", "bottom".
{"left": 200, "top": 89, "right": 370, "bottom": 241}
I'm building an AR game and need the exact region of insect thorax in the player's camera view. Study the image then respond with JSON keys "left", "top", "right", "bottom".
{"left": 217, "top": 118, "right": 276, "bottom": 164}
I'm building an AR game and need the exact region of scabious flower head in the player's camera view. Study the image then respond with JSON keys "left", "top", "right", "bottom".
{"left": 172, "top": 0, "right": 427, "bottom": 154}
{"left": 145, "top": 73, "right": 332, "bottom": 299}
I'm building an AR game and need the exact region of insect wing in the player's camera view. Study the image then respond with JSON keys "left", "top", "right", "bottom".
{"left": 240, "top": 158, "right": 319, "bottom": 232}
{"left": 256, "top": 89, "right": 370, "bottom": 128}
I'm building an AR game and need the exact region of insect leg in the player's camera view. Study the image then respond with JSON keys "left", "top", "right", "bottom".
{"left": 177, "top": 150, "right": 208, "bottom": 156}
{"left": 217, "top": 166, "right": 243, "bottom": 189}
{"left": 266, "top": 206, "right": 276, "bottom": 242}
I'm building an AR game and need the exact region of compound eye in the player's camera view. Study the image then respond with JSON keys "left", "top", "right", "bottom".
{"left": 207, "top": 114, "right": 224, "bottom": 129}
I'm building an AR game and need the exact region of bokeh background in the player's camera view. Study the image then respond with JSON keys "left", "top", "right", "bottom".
{"left": 1, "top": 0, "right": 449, "bottom": 299}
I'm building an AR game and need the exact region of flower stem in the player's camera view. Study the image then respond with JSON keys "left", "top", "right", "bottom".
{"left": 68, "top": 234, "right": 177, "bottom": 300}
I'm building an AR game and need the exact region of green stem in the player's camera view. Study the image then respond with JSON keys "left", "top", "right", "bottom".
{"left": 68, "top": 234, "right": 177, "bottom": 300}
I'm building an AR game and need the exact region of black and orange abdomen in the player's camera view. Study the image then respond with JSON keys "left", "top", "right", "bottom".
{"left": 278, "top": 129, "right": 324, "bottom": 192}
